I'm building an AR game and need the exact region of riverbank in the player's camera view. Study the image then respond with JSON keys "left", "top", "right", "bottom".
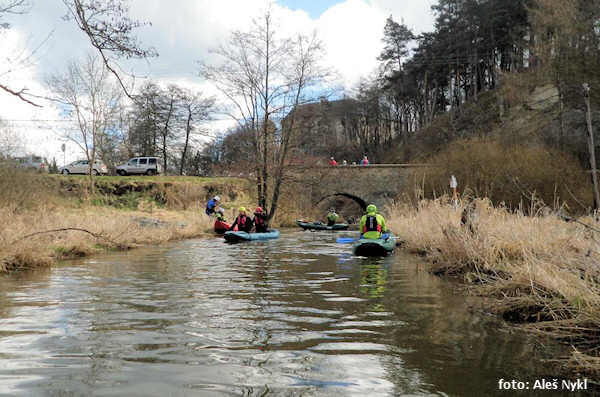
{"left": 386, "top": 198, "right": 600, "bottom": 376}
{"left": 0, "top": 171, "right": 257, "bottom": 273}
{"left": 0, "top": 206, "right": 214, "bottom": 273}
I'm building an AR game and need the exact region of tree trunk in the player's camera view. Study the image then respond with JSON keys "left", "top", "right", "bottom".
{"left": 584, "top": 83, "right": 600, "bottom": 211}
{"left": 180, "top": 111, "right": 192, "bottom": 175}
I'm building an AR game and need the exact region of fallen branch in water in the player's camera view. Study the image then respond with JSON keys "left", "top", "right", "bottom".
{"left": 15, "top": 228, "right": 119, "bottom": 246}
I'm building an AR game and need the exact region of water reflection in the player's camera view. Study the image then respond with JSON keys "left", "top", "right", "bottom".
{"left": 0, "top": 231, "right": 593, "bottom": 396}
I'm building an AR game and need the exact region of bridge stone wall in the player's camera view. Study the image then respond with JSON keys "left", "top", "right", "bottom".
{"left": 290, "top": 165, "right": 429, "bottom": 209}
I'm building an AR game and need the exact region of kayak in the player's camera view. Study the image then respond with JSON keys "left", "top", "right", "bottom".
{"left": 223, "top": 229, "right": 280, "bottom": 243}
{"left": 296, "top": 220, "right": 349, "bottom": 231}
{"left": 214, "top": 220, "right": 233, "bottom": 234}
{"left": 352, "top": 234, "right": 396, "bottom": 256}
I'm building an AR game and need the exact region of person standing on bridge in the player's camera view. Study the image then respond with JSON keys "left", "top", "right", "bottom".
{"left": 326, "top": 208, "right": 340, "bottom": 226}
{"left": 359, "top": 204, "right": 388, "bottom": 239}
{"left": 360, "top": 156, "right": 370, "bottom": 165}
{"left": 329, "top": 156, "right": 338, "bottom": 166}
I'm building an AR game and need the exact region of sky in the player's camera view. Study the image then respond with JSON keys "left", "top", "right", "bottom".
{"left": 0, "top": 0, "right": 437, "bottom": 163}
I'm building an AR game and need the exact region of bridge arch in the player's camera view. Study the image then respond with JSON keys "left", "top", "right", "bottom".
{"left": 315, "top": 193, "right": 367, "bottom": 210}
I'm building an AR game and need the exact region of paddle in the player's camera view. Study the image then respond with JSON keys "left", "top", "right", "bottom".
{"left": 337, "top": 235, "right": 400, "bottom": 244}
{"left": 336, "top": 237, "right": 358, "bottom": 244}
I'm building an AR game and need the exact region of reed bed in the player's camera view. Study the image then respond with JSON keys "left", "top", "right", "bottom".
{"left": 386, "top": 198, "right": 600, "bottom": 375}
{"left": 0, "top": 206, "right": 212, "bottom": 273}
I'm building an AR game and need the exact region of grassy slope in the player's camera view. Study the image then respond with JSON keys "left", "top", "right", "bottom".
{"left": 0, "top": 174, "right": 254, "bottom": 273}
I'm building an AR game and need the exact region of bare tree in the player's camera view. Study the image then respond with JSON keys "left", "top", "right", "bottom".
{"left": 0, "top": 0, "right": 28, "bottom": 29}
{"left": 176, "top": 88, "right": 214, "bottom": 175}
{"left": 45, "top": 53, "right": 122, "bottom": 193}
{"left": 62, "top": 0, "right": 157, "bottom": 98}
{"left": 1, "top": 0, "right": 155, "bottom": 107}
{"left": 0, "top": 0, "right": 43, "bottom": 106}
{"left": 201, "top": 6, "right": 330, "bottom": 219}
{"left": 0, "top": 117, "right": 23, "bottom": 158}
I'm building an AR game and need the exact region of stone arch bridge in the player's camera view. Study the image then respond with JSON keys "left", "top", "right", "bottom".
{"left": 289, "top": 164, "right": 430, "bottom": 210}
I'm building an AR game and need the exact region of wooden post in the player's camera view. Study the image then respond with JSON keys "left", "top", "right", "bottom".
{"left": 583, "top": 83, "right": 600, "bottom": 212}
{"left": 558, "top": 82, "right": 564, "bottom": 150}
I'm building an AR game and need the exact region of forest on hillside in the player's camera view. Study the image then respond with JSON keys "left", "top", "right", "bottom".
{"left": 2, "top": 0, "right": 600, "bottom": 210}
{"left": 199, "top": 0, "right": 600, "bottom": 163}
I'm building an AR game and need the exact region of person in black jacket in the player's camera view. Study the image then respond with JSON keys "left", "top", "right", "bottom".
{"left": 230, "top": 207, "right": 253, "bottom": 232}
{"left": 253, "top": 207, "right": 268, "bottom": 233}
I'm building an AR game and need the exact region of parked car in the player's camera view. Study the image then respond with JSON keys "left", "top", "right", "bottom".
{"left": 59, "top": 159, "right": 108, "bottom": 175}
{"left": 15, "top": 155, "right": 49, "bottom": 173}
{"left": 116, "top": 157, "right": 162, "bottom": 176}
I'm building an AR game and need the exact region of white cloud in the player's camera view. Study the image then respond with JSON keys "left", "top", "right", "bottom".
{"left": 0, "top": 0, "right": 437, "bottom": 158}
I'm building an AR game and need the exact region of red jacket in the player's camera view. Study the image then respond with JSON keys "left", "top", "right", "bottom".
{"left": 329, "top": 159, "right": 338, "bottom": 166}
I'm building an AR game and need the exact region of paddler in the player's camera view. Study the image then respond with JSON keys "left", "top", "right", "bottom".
{"left": 229, "top": 206, "right": 253, "bottom": 232}
{"left": 253, "top": 207, "right": 268, "bottom": 233}
{"left": 205, "top": 195, "right": 221, "bottom": 218}
{"left": 359, "top": 204, "right": 388, "bottom": 239}
{"left": 215, "top": 207, "right": 227, "bottom": 222}
{"left": 326, "top": 208, "right": 340, "bottom": 226}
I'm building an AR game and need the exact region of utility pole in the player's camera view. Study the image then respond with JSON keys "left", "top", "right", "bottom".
{"left": 583, "top": 83, "right": 600, "bottom": 212}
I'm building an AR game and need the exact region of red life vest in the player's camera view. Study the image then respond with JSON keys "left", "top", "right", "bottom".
{"left": 237, "top": 215, "right": 247, "bottom": 228}
{"left": 363, "top": 215, "right": 381, "bottom": 233}
{"left": 254, "top": 213, "right": 265, "bottom": 227}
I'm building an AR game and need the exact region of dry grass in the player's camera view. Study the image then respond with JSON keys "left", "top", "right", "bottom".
{"left": 386, "top": 198, "right": 600, "bottom": 375}
{"left": 0, "top": 205, "right": 213, "bottom": 273}
{"left": 418, "top": 138, "right": 592, "bottom": 212}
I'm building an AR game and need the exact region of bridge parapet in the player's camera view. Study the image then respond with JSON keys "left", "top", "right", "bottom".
{"left": 290, "top": 164, "right": 431, "bottom": 209}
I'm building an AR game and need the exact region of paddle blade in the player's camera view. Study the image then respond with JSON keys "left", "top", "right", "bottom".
{"left": 336, "top": 237, "right": 358, "bottom": 244}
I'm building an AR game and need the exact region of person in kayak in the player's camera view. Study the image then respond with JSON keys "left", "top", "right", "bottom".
{"left": 206, "top": 195, "right": 221, "bottom": 217}
{"left": 253, "top": 207, "right": 269, "bottom": 233}
{"left": 230, "top": 206, "right": 253, "bottom": 232}
{"left": 215, "top": 208, "right": 227, "bottom": 222}
{"left": 326, "top": 208, "right": 340, "bottom": 226}
{"left": 359, "top": 204, "right": 388, "bottom": 239}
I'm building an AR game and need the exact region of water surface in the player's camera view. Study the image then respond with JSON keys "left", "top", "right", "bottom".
{"left": 0, "top": 231, "right": 590, "bottom": 396}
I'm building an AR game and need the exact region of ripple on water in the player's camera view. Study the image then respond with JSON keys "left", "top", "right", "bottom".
{"left": 0, "top": 232, "right": 589, "bottom": 396}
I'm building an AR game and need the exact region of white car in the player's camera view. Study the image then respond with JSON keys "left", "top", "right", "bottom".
{"left": 116, "top": 157, "right": 162, "bottom": 176}
{"left": 59, "top": 160, "right": 108, "bottom": 175}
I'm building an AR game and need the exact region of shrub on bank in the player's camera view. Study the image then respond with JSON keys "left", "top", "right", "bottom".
{"left": 418, "top": 138, "right": 592, "bottom": 213}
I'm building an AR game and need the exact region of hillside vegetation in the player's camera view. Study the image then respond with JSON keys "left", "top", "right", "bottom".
{"left": 0, "top": 170, "right": 253, "bottom": 273}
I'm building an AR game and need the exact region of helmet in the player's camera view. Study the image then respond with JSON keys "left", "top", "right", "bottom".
{"left": 366, "top": 204, "right": 377, "bottom": 213}
{"left": 238, "top": 206, "right": 246, "bottom": 212}
{"left": 255, "top": 206, "right": 263, "bottom": 213}
{"left": 214, "top": 196, "right": 221, "bottom": 201}
{"left": 218, "top": 208, "right": 225, "bottom": 214}
{"left": 329, "top": 208, "right": 335, "bottom": 212}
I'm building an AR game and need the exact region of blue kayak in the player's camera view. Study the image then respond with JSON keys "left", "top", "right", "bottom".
{"left": 352, "top": 234, "right": 396, "bottom": 256}
{"left": 223, "top": 229, "right": 280, "bottom": 243}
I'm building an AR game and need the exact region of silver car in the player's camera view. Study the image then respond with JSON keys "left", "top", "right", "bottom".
{"left": 59, "top": 159, "right": 108, "bottom": 175}
{"left": 16, "top": 155, "right": 49, "bottom": 173}
{"left": 116, "top": 157, "right": 162, "bottom": 176}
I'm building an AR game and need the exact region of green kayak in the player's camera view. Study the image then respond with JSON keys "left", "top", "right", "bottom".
{"left": 296, "top": 220, "right": 349, "bottom": 231}
{"left": 352, "top": 235, "right": 396, "bottom": 256}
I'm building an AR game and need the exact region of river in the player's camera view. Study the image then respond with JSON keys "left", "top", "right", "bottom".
{"left": 0, "top": 231, "right": 593, "bottom": 396}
